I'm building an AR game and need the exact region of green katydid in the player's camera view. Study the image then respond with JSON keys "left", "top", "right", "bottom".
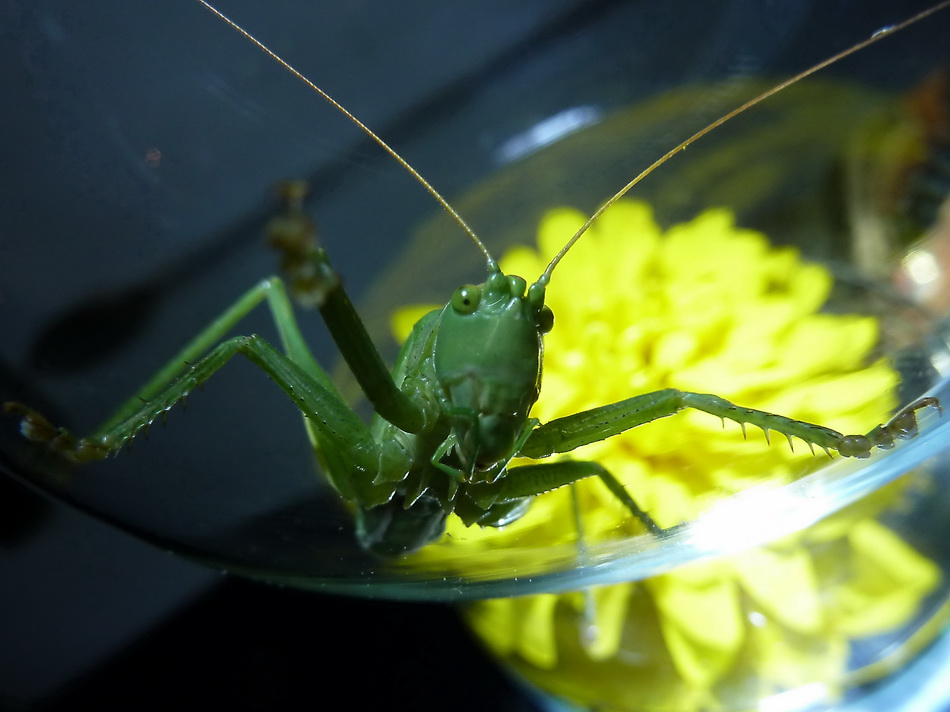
{"left": 4, "top": 1, "right": 945, "bottom": 557}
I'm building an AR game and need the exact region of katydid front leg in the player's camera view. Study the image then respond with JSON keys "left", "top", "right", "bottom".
{"left": 520, "top": 389, "right": 942, "bottom": 461}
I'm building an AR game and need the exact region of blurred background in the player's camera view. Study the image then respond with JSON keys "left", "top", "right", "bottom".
{"left": 0, "top": 0, "right": 948, "bottom": 709}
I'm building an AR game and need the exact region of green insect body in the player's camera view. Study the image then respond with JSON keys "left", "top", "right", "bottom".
{"left": 4, "top": 1, "right": 946, "bottom": 557}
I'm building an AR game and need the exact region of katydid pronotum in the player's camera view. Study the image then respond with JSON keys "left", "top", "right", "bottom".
{"left": 4, "top": 1, "right": 945, "bottom": 557}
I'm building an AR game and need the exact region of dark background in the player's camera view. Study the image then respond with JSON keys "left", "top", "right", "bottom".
{"left": 1, "top": 1, "right": 948, "bottom": 710}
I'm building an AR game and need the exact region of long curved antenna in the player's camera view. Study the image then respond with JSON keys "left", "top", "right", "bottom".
{"left": 538, "top": 0, "right": 950, "bottom": 285}
{"left": 193, "top": 0, "right": 498, "bottom": 271}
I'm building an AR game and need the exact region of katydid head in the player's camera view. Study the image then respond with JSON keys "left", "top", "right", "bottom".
{"left": 433, "top": 266, "right": 553, "bottom": 477}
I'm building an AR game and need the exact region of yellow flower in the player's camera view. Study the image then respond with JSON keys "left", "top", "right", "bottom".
{"left": 391, "top": 200, "right": 940, "bottom": 710}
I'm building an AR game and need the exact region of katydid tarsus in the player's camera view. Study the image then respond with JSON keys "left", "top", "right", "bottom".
{"left": 4, "top": 1, "right": 946, "bottom": 557}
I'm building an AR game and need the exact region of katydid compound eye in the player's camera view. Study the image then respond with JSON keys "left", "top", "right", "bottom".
{"left": 537, "top": 305, "right": 554, "bottom": 334}
{"left": 451, "top": 285, "right": 481, "bottom": 314}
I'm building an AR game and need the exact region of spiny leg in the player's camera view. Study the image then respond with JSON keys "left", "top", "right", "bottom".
{"left": 8, "top": 184, "right": 354, "bottom": 461}
{"left": 520, "top": 388, "right": 942, "bottom": 461}
{"left": 6, "top": 277, "right": 334, "bottom": 458}
{"left": 104, "top": 276, "right": 331, "bottom": 436}
{"left": 7, "top": 183, "right": 430, "bottom": 496}
{"left": 6, "top": 335, "right": 394, "bottom": 484}
{"left": 494, "top": 392, "right": 941, "bottom": 537}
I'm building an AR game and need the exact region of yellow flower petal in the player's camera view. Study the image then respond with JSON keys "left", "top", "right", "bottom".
{"left": 833, "top": 520, "right": 942, "bottom": 637}
{"left": 731, "top": 546, "right": 823, "bottom": 635}
{"left": 649, "top": 565, "right": 745, "bottom": 688}
{"left": 389, "top": 303, "right": 439, "bottom": 343}
{"left": 514, "top": 594, "right": 560, "bottom": 669}
{"left": 574, "top": 583, "right": 635, "bottom": 661}
{"left": 649, "top": 565, "right": 744, "bottom": 652}
{"left": 391, "top": 199, "right": 940, "bottom": 710}
{"left": 747, "top": 618, "right": 849, "bottom": 692}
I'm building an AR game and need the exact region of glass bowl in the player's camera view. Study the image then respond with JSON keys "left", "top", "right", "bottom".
{"left": 2, "top": 1, "right": 949, "bottom": 709}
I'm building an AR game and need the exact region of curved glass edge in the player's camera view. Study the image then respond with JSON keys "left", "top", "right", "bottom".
{"left": 197, "top": 374, "right": 950, "bottom": 601}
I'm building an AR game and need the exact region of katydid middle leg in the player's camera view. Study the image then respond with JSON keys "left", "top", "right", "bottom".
{"left": 507, "top": 460, "right": 662, "bottom": 535}
{"left": 456, "top": 459, "right": 663, "bottom": 534}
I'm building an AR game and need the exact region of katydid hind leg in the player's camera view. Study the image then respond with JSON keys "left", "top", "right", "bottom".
{"left": 5, "top": 333, "right": 412, "bottom": 503}
{"left": 8, "top": 277, "right": 306, "bottom": 448}
{"left": 4, "top": 277, "right": 404, "bottom": 486}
